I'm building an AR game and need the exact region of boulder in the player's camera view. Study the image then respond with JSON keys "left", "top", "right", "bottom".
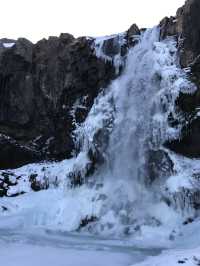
{"left": 147, "top": 149, "right": 174, "bottom": 183}
{"left": 126, "top": 24, "right": 140, "bottom": 46}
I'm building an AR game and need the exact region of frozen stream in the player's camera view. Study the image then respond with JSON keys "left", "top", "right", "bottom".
{"left": 0, "top": 229, "right": 160, "bottom": 266}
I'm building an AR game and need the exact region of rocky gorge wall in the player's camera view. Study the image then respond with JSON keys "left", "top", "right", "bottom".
{"left": 0, "top": 0, "right": 200, "bottom": 236}
{"left": 160, "top": 0, "right": 200, "bottom": 157}
{"left": 1, "top": 0, "right": 200, "bottom": 171}
{"left": 0, "top": 25, "right": 139, "bottom": 170}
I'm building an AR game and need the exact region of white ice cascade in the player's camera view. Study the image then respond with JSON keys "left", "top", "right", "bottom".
{"left": 74, "top": 27, "right": 196, "bottom": 235}
{"left": 0, "top": 27, "right": 197, "bottom": 238}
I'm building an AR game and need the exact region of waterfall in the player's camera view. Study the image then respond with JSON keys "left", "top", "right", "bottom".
{"left": 0, "top": 27, "right": 197, "bottom": 240}
{"left": 73, "top": 27, "right": 196, "bottom": 236}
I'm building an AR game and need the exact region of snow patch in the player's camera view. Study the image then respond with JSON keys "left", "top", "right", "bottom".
{"left": 3, "top": 42, "right": 15, "bottom": 48}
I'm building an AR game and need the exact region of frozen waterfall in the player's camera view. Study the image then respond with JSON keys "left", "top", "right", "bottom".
{"left": 0, "top": 27, "right": 197, "bottom": 243}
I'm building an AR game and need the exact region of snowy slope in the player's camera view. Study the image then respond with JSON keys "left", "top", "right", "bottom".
{"left": 132, "top": 247, "right": 200, "bottom": 266}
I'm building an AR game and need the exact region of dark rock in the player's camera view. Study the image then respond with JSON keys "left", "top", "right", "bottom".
{"left": 13, "top": 38, "right": 33, "bottom": 63}
{"left": 166, "top": 84, "right": 200, "bottom": 158}
{"left": 126, "top": 24, "right": 140, "bottom": 46}
{"left": 178, "top": 0, "right": 200, "bottom": 67}
{"left": 0, "top": 189, "right": 6, "bottom": 197}
{"left": 0, "top": 21, "right": 142, "bottom": 170}
{"left": 160, "top": 0, "right": 200, "bottom": 158}
{"left": 183, "top": 217, "right": 194, "bottom": 225}
{"left": 0, "top": 34, "right": 116, "bottom": 169}
{"left": 79, "top": 215, "right": 97, "bottom": 229}
{"left": 29, "top": 173, "right": 49, "bottom": 191}
{"left": 8, "top": 191, "right": 25, "bottom": 197}
{"left": 159, "top": 16, "right": 178, "bottom": 40}
{"left": 160, "top": 0, "right": 200, "bottom": 67}
{"left": 147, "top": 149, "right": 174, "bottom": 184}
{"left": 101, "top": 24, "right": 140, "bottom": 57}
{"left": 166, "top": 118, "right": 200, "bottom": 158}
{"left": 0, "top": 170, "right": 18, "bottom": 196}
{"left": 1, "top": 206, "right": 8, "bottom": 211}
{"left": 0, "top": 135, "right": 42, "bottom": 169}
{"left": 178, "top": 260, "right": 186, "bottom": 264}
{"left": 68, "top": 171, "right": 85, "bottom": 188}
{"left": 102, "top": 36, "right": 122, "bottom": 57}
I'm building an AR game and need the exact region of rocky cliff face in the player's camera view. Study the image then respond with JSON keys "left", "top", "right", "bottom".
{"left": 160, "top": 0, "right": 200, "bottom": 68}
{"left": 1, "top": 0, "right": 200, "bottom": 169}
{"left": 0, "top": 26, "right": 139, "bottom": 169}
{"left": 1, "top": 1, "right": 200, "bottom": 236}
{"left": 160, "top": 0, "right": 200, "bottom": 158}
{"left": 0, "top": 35, "right": 115, "bottom": 169}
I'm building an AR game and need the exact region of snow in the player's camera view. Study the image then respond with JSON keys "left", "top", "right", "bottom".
{"left": 166, "top": 174, "right": 193, "bottom": 193}
{"left": 3, "top": 42, "right": 15, "bottom": 48}
{"left": 0, "top": 151, "right": 91, "bottom": 196}
{"left": 164, "top": 152, "right": 200, "bottom": 196}
{"left": 0, "top": 229, "right": 147, "bottom": 266}
{"left": 132, "top": 247, "right": 200, "bottom": 266}
{"left": 0, "top": 225, "right": 161, "bottom": 266}
{"left": 0, "top": 245, "right": 131, "bottom": 266}
{"left": 0, "top": 187, "right": 102, "bottom": 231}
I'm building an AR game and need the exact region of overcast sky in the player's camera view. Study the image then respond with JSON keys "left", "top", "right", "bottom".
{"left": 1, "top": 0, "right": 185, "bottom": 43}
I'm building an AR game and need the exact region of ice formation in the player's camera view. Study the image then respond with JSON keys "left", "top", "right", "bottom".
{"left": 0, "top": 27, "right": 198, "bottom": 246}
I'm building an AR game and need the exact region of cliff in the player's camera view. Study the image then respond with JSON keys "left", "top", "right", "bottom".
{"left": 1, "top": 0, "right": 200, "bottom": 168}
{"left": 159, "top": 0, "right": 200, "bottom": 157}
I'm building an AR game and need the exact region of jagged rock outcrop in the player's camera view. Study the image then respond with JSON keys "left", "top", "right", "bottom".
{"left": 147, "top": 149, "right": 174, "bottom": 184}
{"left": 99, "top": 23, "right": 140, "bottom": 58}
{"left": 160, "top": 0, "right": 200, "bottom": 158}
{"left": 0, "top": 34, "right": 117, "bottom": 169}
{"left": 160, "top": 0, "right": 200, "bottom": 68}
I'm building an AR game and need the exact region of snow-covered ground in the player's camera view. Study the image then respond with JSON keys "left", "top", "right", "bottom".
{"left": 0, "top": 223, "right": 200, "bottom": 266}
{"left": 0, "top": 244, "right": 132, "bottom": 266}
{"left": 132, "top": 248, "right": 200, "bottom": 266}
{"left": 0, "top": 186, "right": 200, "bottom": 266}
{"left": 0, "top": 228, "right": 160, "bottom": 266}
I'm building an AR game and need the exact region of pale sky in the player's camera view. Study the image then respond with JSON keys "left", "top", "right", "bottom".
{"left": 1, "top": 0, "right": 185, "bottom": 43}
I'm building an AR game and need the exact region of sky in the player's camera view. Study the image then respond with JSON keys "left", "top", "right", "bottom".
{"left": 1, "top": 0, "right": 185, "bottom": 43}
